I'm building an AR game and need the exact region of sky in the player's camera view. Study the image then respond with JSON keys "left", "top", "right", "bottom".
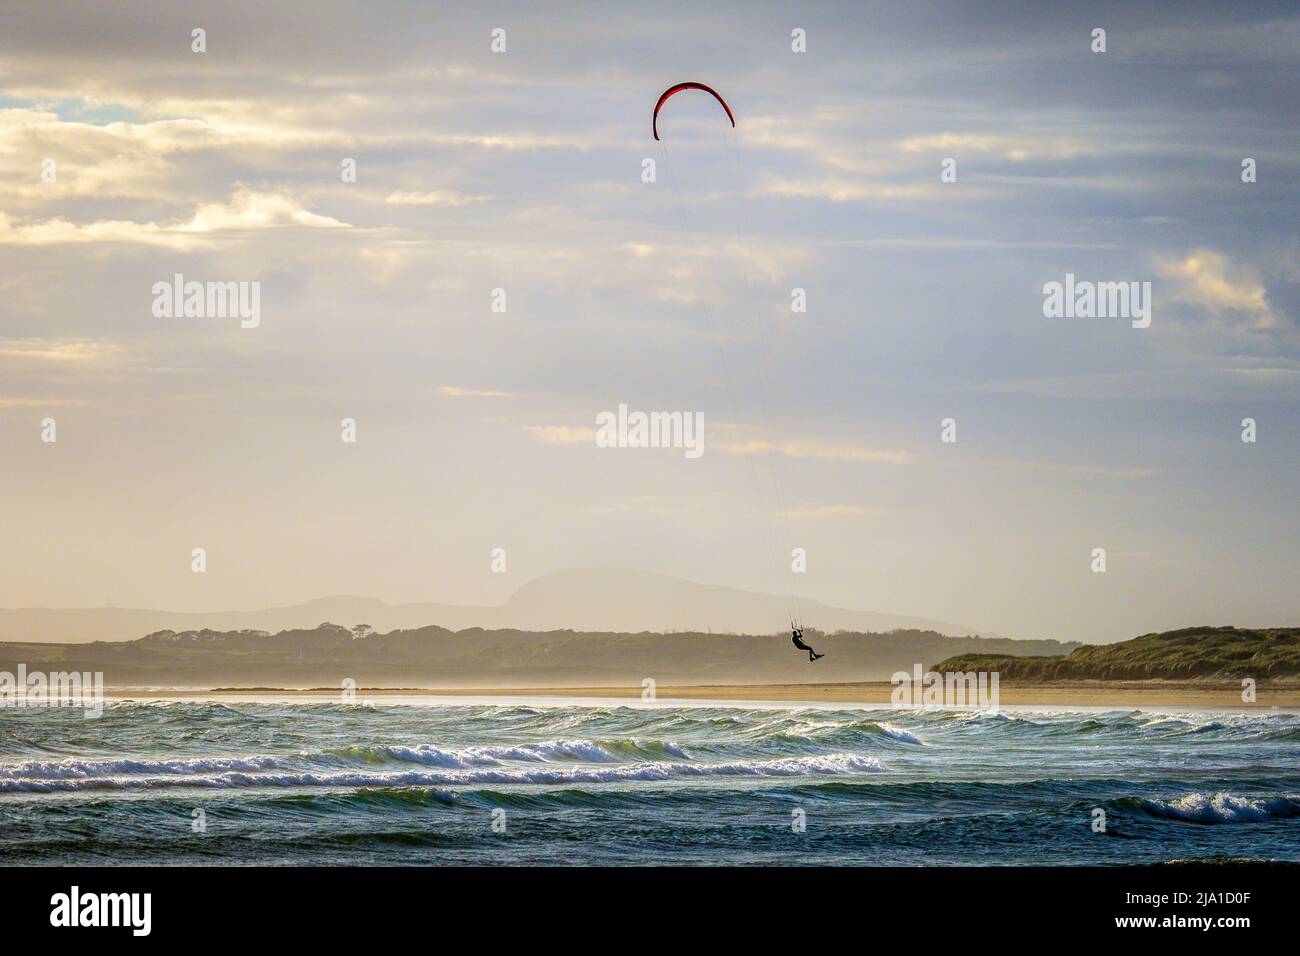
{"left": 0, "top": 0, "right": 1296, "bottom": 643}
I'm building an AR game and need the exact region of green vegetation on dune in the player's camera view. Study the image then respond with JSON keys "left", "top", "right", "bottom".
{"left": 6, "top": 623, "right": 1295, "bottom": 686}
{"left": 0, "top": 623, "right": 1076, "bottom": 687}
{"left": 932, "top": 626, "right": 1300, "bottom": 680}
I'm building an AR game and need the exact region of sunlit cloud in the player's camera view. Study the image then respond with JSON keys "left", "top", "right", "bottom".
{"left": 524, "top": 424, "right": 597, "bottom": 445}
{"left": 763, "top": 177, "right": 943, "bottom": 203}
{"left": 896, "top": 132, "right": 1099, "bottom": 161}
{"left": 178, "top": 189, "right": 349, "bottom": 232}
{"left": 716, "top": 437, "right": 912, "bottom": 464}
{"left": 0, "top": 339, "right": 120, "bottom": 363}
{"left": 386, "top": 189, "right": 489, "bottom": 207}
{"left": 1157, "top": 249, "right": 1280, "bottom": 330}
{"left": 439, "top": 385, "right": 514, "bottom": 398}
{"left": 0, "top": 396, "right": 88, "bottom": 409}
{"left": 0, "top": 188, "right": 348, "bottom": 246}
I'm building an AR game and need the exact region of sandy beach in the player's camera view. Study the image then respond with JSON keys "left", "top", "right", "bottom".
{"left": 105, "top": 680, "right": 1300, "bottom": 708}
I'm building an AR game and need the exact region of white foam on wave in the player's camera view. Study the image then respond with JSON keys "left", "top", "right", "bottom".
{"left": 1141, "top": 791, "right": 1300, "bottom": 823}
{"left": 745, "top": 715, "right": 924, "bottom": 747}
{"left": 875, "top": 723, "right": 923, "bottom": 745}
{"left": 0, "top": 738, "right": 693, "bottom": 781}
{"left": 0, "top": 752, "right": 887, "bottom": 793}
{"left": 0, "top": 755, "right": 290, "bottom": 780}
{"left": 1136, "top": 712, "right": 1296, "bottom": 737}
{"left": 361, "top": 738, "right": 692, "bottom": 767}
{"left": 378, "top": 739, "right": 623, "bottom": 767}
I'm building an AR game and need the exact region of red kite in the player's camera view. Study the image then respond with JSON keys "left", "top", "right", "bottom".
{"left": 652, "top": 82, "right": 735, "bottom": 140}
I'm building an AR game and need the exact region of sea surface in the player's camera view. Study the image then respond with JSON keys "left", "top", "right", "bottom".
{"left": 2, "top": 698, "right": 1297, "bottom": 865}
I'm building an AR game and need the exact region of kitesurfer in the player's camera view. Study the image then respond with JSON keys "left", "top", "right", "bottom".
{"left": 791, "top": 625, "right": 823, "bottom": 662}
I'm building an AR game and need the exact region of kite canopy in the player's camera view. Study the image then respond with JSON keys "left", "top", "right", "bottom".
{"left": 652, "top": 82, "right": 735, "bottom": 140}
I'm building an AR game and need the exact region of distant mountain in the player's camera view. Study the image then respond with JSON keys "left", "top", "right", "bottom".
{"left": 932, "top": 626, "right": 1300, "bottom": 681}
{"left": 1, "top": 622, "right": 1078, "bottom": 687}
{"left": 0, "top": 567, "right": 984, "bottom": 643}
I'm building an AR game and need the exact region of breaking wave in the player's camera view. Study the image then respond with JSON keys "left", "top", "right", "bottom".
{"left": 1138, "top": 791, "right": 1300, "bottom": 824}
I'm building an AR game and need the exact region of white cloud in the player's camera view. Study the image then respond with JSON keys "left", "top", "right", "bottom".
{"left": 386, "top": 189, "right": 489, "bottom": 206}
{"left": 763, "top": 177, "right": 942, "bottom": 204}
{"left": 524, "top": 424, "right": 597, "bottom": 445}
{"left": 716, "top": 437, "right": 912, "bottom": 464}
{"left": 0, "top": 188, "right": 348, "bottom": 246}
{"left": 896, "top": 132, "right": 1097, "bottom": 162}
{"left": 1157, "top": 249, "right": 1279, "bottom": 330}
{"left": 0, "top": 338, "right": 119, "bottom": 363}
{"left": 178, "top": 188, "right": 348, "bottom": 233}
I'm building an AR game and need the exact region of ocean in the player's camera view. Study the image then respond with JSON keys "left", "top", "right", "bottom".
{"left": 2, "top": 699, "right": 1297, "bottom": 865}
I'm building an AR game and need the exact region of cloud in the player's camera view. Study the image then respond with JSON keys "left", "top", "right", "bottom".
{"left": 0, "top": 108, "right": 202, "bottom": 204}
{"left": 386, "top": 189, "right": 489, "bottom": 207}
{"left": 1157, "top": 249, "right": 1280, "bottom": 330}
{"left": 0, "top": 188, "right": 348, "bottom": 246}
{"left": 716, "top": 437, "right": 912, "bottom": 464}
{"left": 0, "top": 1, "right": 1295, "bottom": 643}
{"left": 439, "top": 385, "right": 514, "bottom": 398}
{"left": 178, "top": 188, "right": 349, "bottom": 232}
{"left": 0, "top": 397, "right": 87, "bottom": 409}
{"left": 970, "top": 365, "right": 1300, "bottom": 401}
{"left": 763, "top": 177, "right": 942, "bottom": 204}
{"left": 895, "top": 132, "right": 1098, "bottom": 162}
{"left": 0, "top": 104, "right": 357, "bottom": 209}
{"left": 0, "top": 338, "right": 119, "bottom": 363}
{"left": 520, "top": 424, "right": 908, "bottom": 463}
{"left": 524, "top": 424, "right": 597, "bottom": 445}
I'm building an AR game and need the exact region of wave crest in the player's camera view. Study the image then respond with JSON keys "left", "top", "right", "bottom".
{"left": 1139, "top": 791, "right": 1300, "bottom": 824}
{"left": 0, "top": 751, "right": 886, "bottom": 793}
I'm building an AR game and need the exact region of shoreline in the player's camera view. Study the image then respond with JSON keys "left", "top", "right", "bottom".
{"left": 103, "top": 680, "right": 1300, "bottom": 708}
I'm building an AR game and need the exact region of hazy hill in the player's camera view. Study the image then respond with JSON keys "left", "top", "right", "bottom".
{"left": 0, "top": 568, "right": 981, "bottom": 643}
{"left": 0, "top": 623, "right": 1076, "bottom": 687}
{"left": 932, "top": 626, "right": 1300, "bottom": 680}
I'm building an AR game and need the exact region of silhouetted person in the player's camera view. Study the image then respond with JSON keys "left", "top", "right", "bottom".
{"left": 792, "top": 626, "right": 823, "bottom": 662}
